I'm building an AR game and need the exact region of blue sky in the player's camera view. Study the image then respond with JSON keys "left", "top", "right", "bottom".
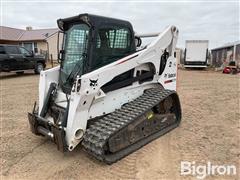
{"left": 1, "top": 0, "right": 239, "bottom": 48}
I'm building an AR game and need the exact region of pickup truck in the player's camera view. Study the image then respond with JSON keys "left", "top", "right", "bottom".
{"left": 0, "top": 44, "right": 46, "bottom": 74}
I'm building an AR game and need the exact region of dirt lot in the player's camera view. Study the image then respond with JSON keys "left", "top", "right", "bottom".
{"left": 1, "top": 69, "right": 239, "bottom": 180}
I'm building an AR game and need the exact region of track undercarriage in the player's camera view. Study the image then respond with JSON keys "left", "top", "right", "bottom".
{"left": 82, "top": 88, "right": 181, "bottom": 164}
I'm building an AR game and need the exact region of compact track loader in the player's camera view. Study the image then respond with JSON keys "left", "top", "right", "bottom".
{"left": 28, "top": 14, "right": 182, "bottom": 164}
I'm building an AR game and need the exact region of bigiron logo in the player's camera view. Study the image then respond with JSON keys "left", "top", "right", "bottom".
{"left": 180, "top": 161, "right": 237, "bottom": 179}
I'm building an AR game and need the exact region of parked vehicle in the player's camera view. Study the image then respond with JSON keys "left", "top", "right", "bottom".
{"left": 0, "top": 44, "right": 46, "bottom": 74}
{"left": 28, "top": 13, "right": 181, "bottom": 164}
{"left": 184, "top": 40, "right": 209, "bottom": 68}
{"left": 223, "top": 61, "right": 239, "bottom": 74}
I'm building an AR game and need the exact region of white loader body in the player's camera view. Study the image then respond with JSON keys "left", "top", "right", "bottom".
{"left": 38, "top": 25, "right": 179, "bottom": 151}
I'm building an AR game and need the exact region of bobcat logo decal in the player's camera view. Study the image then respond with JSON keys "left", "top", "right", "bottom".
{"left": 89, "top": 79, "right": 98, "bottom": 87}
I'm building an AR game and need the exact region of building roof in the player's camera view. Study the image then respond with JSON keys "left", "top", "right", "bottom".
{"left": 211, "top": 40, "right": 240, "bottom": 51}
{"left": 0, "top": 26, "right": 25, "bottom": 41}
{"left": 0, "top": 26, "right": 59, "bottom": 41}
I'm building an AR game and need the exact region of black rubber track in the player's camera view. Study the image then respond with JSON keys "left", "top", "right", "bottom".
{"left": 82, "top": 88, "right": 182, "bottom": 164}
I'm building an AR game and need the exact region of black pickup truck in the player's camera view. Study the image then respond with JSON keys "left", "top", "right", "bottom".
{"left": 0, "top": 44, "right": 46, "bottom": 74}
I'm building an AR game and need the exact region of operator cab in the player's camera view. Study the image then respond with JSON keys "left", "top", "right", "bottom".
{"left": 57, "top": 14, "right": 136, "bottom": 93}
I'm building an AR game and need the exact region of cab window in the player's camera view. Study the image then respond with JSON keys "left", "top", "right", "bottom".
{"left": 0, "top": 46, "right": 5, "bottom": 54}
{"left": 5, "top": 46, "right": 20, "bottom": 54}
{"left": 19, "top": 47, "right": 32, "bottom": 56}
{"left": 93, "top": 26, "right": 133, "bottom": 69}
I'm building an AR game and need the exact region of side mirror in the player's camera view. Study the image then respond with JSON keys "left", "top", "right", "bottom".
{"left": 58, "top": 50, "right": 65, "bottom": 62}
{"left": 57, "top": 30, "right": 64, "bottom": 63}
{"left": 23, "top": 51, "right": 33, "bottom": 57}
{"left": 135, "top": 36, "right": 142, "bottom": 47}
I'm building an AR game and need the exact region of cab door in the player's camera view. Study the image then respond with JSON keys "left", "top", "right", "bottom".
{"left": 19, "top": 47, "right": 35, "bottom": 69}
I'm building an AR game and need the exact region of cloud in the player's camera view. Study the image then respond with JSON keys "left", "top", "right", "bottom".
{"left": 1, "top": 1, "right": 239, "bottom": 48}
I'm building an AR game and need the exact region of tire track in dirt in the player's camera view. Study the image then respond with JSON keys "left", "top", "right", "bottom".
{"left": 135, "top": 130, "right": 180, "bottom": 180}
{"left": 2, "top": 140, "right": 48, "bottom": 176}
{"left": 50, "top": 150, "right": 138, "bottom": 180}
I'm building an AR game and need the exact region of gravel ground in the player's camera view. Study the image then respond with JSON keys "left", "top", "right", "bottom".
{"left": 0, "top": 69, "right": 239, "bottom": 180}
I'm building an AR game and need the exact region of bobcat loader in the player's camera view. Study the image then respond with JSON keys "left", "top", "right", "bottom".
{"left": 28, "top": 14, "right": 182, "bottom": 164}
